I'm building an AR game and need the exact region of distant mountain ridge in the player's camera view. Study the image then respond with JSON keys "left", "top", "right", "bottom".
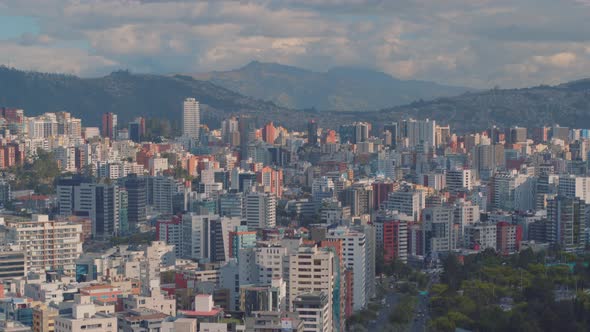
{"left": 1, "top": 65, "right": 590, "bottom": 134}
{"left": 193, "top": 61, "right": 472, "bottom": 111}
{"left": 358, "top": 79, "right": 590, "bottom": 132}
{"left": 0, "top": 66, "right": 287, "bottom": 128}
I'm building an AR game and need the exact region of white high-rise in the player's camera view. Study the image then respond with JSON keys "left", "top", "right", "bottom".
{"left": 245, "top": 192, "right": 277, "bottom": 229}
{"left": 183, "top": 98, "right": 200, "bottom": 139}
{"left": 327, "top": 227, "right": 367, "bottom": 311}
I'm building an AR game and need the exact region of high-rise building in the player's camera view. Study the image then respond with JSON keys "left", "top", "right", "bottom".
{"left": 547, "top": 196, "right": 586, "bottom": 252}
{"left": 473, "top": 144, "right": 505, "bottom": 179}
{"left": 228, "top": 226, "right": 256, "bottom": 259}
{"left": 101, "top": 112, "right": 117, "bottom": 140}
{"left": 118, "top": 189, "right": 129, "bottom": 235}
{"left": 327, "top": 227, "right": 367, "bottom": 311}
{"left": 464, "top": 223, "right": 496, "bottom": 251}
{"left": 383, "top": 122, "right": 399, "bottom": 148}
{"left": 377, "top": 220, "right": 408, "bottom": 263}
{"left": 505, "top": 126, "right": 527, "bottom": 144}
{"left": 492, "top": 172, "right": 535, "bottom": 211}
{"left": 90, "top": 183, "right": 123, "bottom": 239}
{"left": 386, "top": 189, "right": 425, "bottom": 221}
{"left": 372, "top": 181, "right": 396, "bottom": 210}
{"left": 307, "top": 120, "right": 319, "bottom": 145}
{"left": 287, "top": 245, "right": 334, "bottom": 313}
{"left": 3, "top": 215, "right": 82, "bottom": 276}
{"left": 446, "top": 169, "right": 473, "bottom": 193}
{"left": 401, "top": 118, "right": 436, "bottom": 148}
{"left": 181, "top": 214, "right": 240, "bottom": 262}
{"left": 219, "top": 192, "right": 244, "bottom": 218}
{"left": 0, "top": 246, "right": 26, "bottom": 281}
{"left": 496, "top": 222, "right": 522, "bottom": 255}
{"left": 339, "top": 122, "right": 370, "bottom": 144}
{"left": 551, "top": 125, "right": 569, "bottom": 142}
{"left": 221, "top": 117, "right": 240, "bottom": 145}
{"left": 151, "top": 176, "right": 177, "bottom": 215}
{"left": 258, "top": 166, "right": 284, "bottom": 198}
{"left": 128, "top": 121, "right": 141, "bottom": 143}
{"left": 156, "top": 216, "right": 182, "bottom": 257}
{"left": 558, "top": 175, "right": 590, "bottom": 203}
{"left": 292, "top": 292, "right": 332, "bottom": 332}
{"left": 182, "top": 98, "right": 200, "bottom": 139}
{"left": 423, "top": 207, "right": 454, "bottom": 255}
{"left": 532, "top": 127, "right": 549, "bottom": 143}
{"left": 312, "top": 176, "right": 336, "bottom": 203}
{"left": 453, "top": 200, "right": 480, "bottom": 248}
{"left": 123, "top": 174, "right": 147, "bottom": 230}
{"left": 342, "top": 184, "right": 374, "bottom": 216}
{"left": 245, "top": 192, "right": 276, "bottom": 229}
{"left": 56, "top": 176, "right": 93, "bottom": 216}
{"left": 239, "top": 116, "right": 255, "bottom": 160}
{"left": 262, "top": 121, "right": 277, "bottom": 144}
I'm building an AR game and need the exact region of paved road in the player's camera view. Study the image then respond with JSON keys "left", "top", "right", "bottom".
{"left": 368, "top": 289, "right": 400, "bottom": 329}
{"left": 410, "top": 293, "right": 429, "bottom": 332}
{"left": 409, "top": 270, "right": 439, "bottom": 332}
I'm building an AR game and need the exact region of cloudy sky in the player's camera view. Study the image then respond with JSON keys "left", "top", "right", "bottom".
{"left": 0, "top": 0, "right": 589, "bottom": 88}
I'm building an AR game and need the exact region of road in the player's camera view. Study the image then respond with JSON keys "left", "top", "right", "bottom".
{"left": 368, "top": 285, "right": 400, "bottom": 329}
{"left": 410, "top": 293, "right": 429, "bottom": 332}
{"left": 409, "top": 269, "right": 439, "bottom": 332}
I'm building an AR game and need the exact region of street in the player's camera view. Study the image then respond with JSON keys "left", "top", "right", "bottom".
{"left": 410, "top": 293, "right": 429, "bottom": 332}
{"left": 368, "top": 291, "right": 400, "bottom": 329}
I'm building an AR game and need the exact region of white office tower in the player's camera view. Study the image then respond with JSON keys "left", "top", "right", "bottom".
{"left": 377, "top": 150, "right": 398, "bottom": 180}
{"left": 386, "top": 189, "right": 426, "bottom": 222}
{"left": 293, "top": 292, "right": 332, "bottom": 332}
{"left": 423, "top": 207, "right": 454, "bottom": 255}
{"left": 404, "top": 118, "right": 436, "bottom": 148}
{"left": 287, "top": 245, "right": 334, "bottom": 312}
{"left": 327, "top": 227, "right": 367, "bottom": 311}
{"left": 558, "top": 175, "right": 590, "bottom": 203}
{"left": 446, "top": 169, "right": 473, "bottom": 193}
{"left": 141, "top": 241, "right": 176, "bottom": 295}
{"left": 453, "top": 200, "right": 480, "bottom": 248}
{"left": 252, "top": 245, "right": 289, "bottom": 285}
{"left": 183, "top": 98, "right": 200, "bottom": 139}
{"left": 492, "top": 172, "right": 536, "bottom": 211}
{"left": 464, "top": 223, "right": 497, "bottom": 251}
{"left": 181, "top": 214, "right": 241, "bottom": 262}
{"left": 245, "top": 192, "right": 277, "bottom": 229}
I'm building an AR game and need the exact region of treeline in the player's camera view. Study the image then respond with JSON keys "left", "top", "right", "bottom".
{"left": 430, "top": 249, "right": 590, "bottom": 331}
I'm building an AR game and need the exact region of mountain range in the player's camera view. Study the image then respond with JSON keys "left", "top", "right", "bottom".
{"left": 1, "top": 65, "right": 590, "bottom": 133}
{"left": 193, "top": 61, "right": 472, "bottom": 111}
{"left": 370, "top": 79, "right": 590, "bottom": 132}
{"left": 0, "top": 66, "right": 286, "bottom": 128}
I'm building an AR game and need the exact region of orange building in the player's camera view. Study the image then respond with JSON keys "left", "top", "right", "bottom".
{"left": 322, "top": 129, "right": 337, "bottom": 144}
{"left": 262, "top": 122, "right": 277, "bottom": 144}
{"left": 257, "top": 166, "right": 283, "bottom": 198}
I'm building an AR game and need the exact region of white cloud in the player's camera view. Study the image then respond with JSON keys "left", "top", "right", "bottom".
{"left": 0, "top": 0, "right": 589, "bottom": 88}
{"left": 533, "top": 52, "right": 577, "bottom": 68}
{"left": 0, "top": 41, "right": 118, "bottom": 75}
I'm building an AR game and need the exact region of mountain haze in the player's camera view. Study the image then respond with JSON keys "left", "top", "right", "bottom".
{"left": 193, "top": 61, "right": 472, "bottom": 111}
